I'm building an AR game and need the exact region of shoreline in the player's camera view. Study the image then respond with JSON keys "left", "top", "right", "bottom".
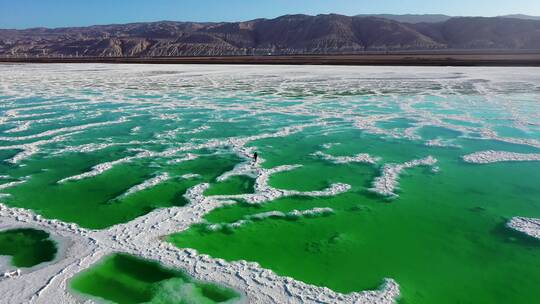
{"left": 1, "top": 53, "right": 540, "bottom": 66}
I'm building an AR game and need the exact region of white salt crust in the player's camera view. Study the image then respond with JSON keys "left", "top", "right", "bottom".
{"left": 0, "top": 117, "right": 127, "bottom": 142}
{"left": 55, "top": 140, "right": 154, "bottom": 154}
{"left": 4, "top": 121, "right": 32, "bottom": 133}
{"left": 462, "top": 150, "right": 540, "bottom": 164}
{"left": 2, "top": 66, "right": 539, "bottom": 173}
{"left": 56, "top": 123, "right": 316, "bottom": 183}
{"left": 206, "top": 207, "right": 335, "bottom": 231}
{"left": 0, "top": 133, "right": 79, "bottom": 164}
{"left": 0, "top": 180, "right": 27, "bottom": 191}
{"left": 213, "top": 163, "right": 351, "bottom": 204}
{"left": 180, "top": 173, "right": 201, "bottom": 179}
{"left": 369, "top": 156, "right": 438, "bottom": 198}
{"left": 425, "top": 138, "right": 461, "bottom": 148}
{"left": 313, "top": 151, "right": 380, "bottom": 164}
{"left": 507, "top": 217, "right": 540, "bottom": 240}
{"left": 166, "top": 153, "right": 198, "bottom": 164}
{"left": 113, "top": 173, "right": 170, "bottom": 200}
{"left": 2, "top": 66, "right": 539, "bottom": 152}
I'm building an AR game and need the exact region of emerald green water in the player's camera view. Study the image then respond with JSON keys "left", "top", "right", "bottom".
{"left": 0, "top": 228, "right": 57, "bottom": 267}
{"left": 1, "top": 152, "right": 241, "bottom": 229}
{"left": 204, "top": 175, "right": 255, "bottom": 196}
{"left": 1, "top": 65, "right": 540, "bottom": 303}
{"left": 70, "top": 253, "right": 240, "bottom": 304}
{"left": 169, "top": 128, "right": 540, "bottom": 304}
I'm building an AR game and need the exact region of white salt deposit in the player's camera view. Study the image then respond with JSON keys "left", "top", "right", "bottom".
{"left": 180, "top": 173, "right": 201, "bottom": 179}
{"left": 313, "top": 151, "right": 380, "bottom": 164}
{"left": 0, "top": 133, "right": 78, "bottom": 164}
{"left": 369, "top": 156, "right": 438, "bottom": 198}
{"left": 507, "top": 217, "right": 540, "bottom": 240}
{"left": 114, "top": 173, "right": 170, "bottom": 200}
{"left": 180, "top": 125, "right": 210, "bottom": 134}
{"left": 4, "top": 121, "right": 32, "bottom": 133}
{"left": 56, "top": 140, "right": 151, "bottom": 154}
{"left": 57, "top": 155, "right": 135, "bottom": 183}
{"left": 0, "top": 180, "right": 27, "bottom": 191}
{"left": 0, "top": 117, "right": 127, "bottom": 141}
{"left": 166, "top": 153, "right": 199, "bottom": 164}
{"left": 463, "top": 150, "right": 540, "bottom": 164}
{"left": 207, "top": 207, "right": 335, "bottom": 231}
{"left": 425, "top": 138, "right": 460, "bottom": 148}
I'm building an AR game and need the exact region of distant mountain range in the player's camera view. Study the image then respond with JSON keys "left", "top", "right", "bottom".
{"left": 501, "top": 14, "right": 540, "bottom": 21}
{"left": 357, "top": 14, "right": 540, "bottom": 23}
{"left": 356, "top": 14, "right": 453, "bottom": 23}
{"left": 1, "top": 14, "right": 540, "bottom": 57}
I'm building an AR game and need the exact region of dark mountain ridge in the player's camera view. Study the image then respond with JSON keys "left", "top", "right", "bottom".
{"left": 1, "top": 14, "right": 540, "bottom": 57}
{"left": 356, "top": 14, "right": 453, "bottom": 23}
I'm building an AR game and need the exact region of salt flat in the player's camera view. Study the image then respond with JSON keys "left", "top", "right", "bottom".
{"left": 0, "top": 64, "right": 539, "bottom": 303}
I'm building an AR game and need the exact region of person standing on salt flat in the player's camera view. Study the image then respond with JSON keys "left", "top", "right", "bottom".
{"left": 253, "top": 152, "right": 258, "bottom": 164}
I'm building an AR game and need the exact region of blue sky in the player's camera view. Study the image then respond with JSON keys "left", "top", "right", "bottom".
{"left": 1, "top": 0, "right": 539, "bottom": 29}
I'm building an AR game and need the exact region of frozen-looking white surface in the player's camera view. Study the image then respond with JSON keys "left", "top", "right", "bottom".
{"left": 313, "top": 151, "right": 380, "bottom": 164}
{"left": 463, "top": 150, "right": 540, "bottom": 164}
{"left": 206, "top": 207, "right": 335, "bottom": 231}
{"left": 507, "top": 217, "right": 540, "bottom": 240}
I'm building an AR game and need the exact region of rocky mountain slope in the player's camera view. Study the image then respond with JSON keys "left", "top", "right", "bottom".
{"left": 356, "top": 14, "right": 453, "bottom": 23}
{"left": 1, "top": 14, "right": 540, "bottom": 57}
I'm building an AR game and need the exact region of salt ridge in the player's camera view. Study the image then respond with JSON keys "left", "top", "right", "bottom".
{"left": 56, "top": 140, "right": 153, "bottom": 154}
{"left": 0, "top": 117, "right": 128, "bottom": 141}
{"left": 507, "top": 217, "right": 540, "bottom": 240}
{"left": 180, "top": 173, "right": 201, "bottom": 179}
{"left": 4, "top": 121, "right": 32, "bottom": 133}
{"left": 462, "top": 150, "right": 540, "bottom": 164}
{"left": 114, "top": 173, "right": 170, "bottom": 200}
{"left": 0, "top": 180, "right": 27, "bottom": 191}
{"left": 313, "top": 151, "right": 380, "bottom": 164}
{"left": 207, "top": 207, "right": 335, "bottom": 231}
{"left": 57, "top": 155, "right": 135, "bottom": 183}
{"left": 0, "top": 133, "right": 79, "bottom": 164}
{"left": 55, "top": 124, "right": 313, "bottom": 183}
{"left": 369, "top": 156, "right": 438, "bottom": 198}
{"left": 214, "top": 163, "right": 351, "bottom": 204}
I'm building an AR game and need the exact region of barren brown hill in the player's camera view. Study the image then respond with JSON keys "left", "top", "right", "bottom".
{"left": 413, "top": 17, "right": 540, "bottom": 49}
{"left": 1, "top": 14, "right": 539, "bottom": 57}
